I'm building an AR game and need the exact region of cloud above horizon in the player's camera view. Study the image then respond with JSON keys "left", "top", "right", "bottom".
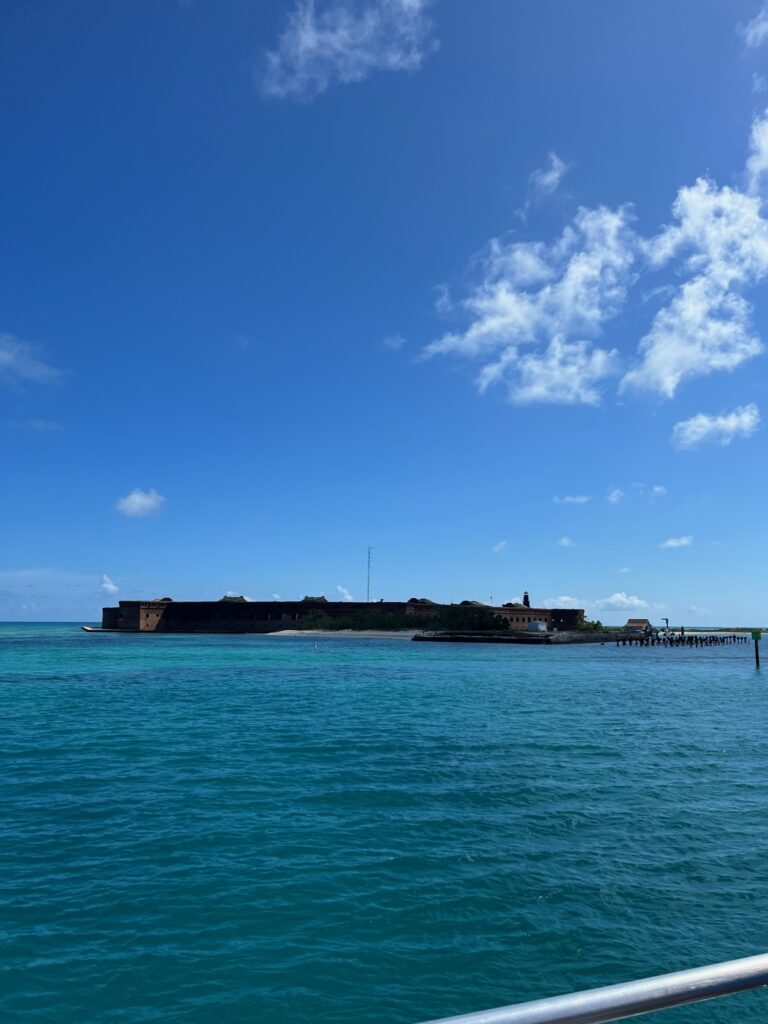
{"left": 629, "top": 482, "right": 667, "bottom": 499}
{"left": 116, "top": 488, "right": 166, "bottom": 518}
{"left": 529, "top": 151, "right": 570, "bottom": 198}
{"left": 621, "top": 175, "right": 768, "bottom": 397}
{"left": 260, "top": 0, "right": 437, "bottom": 101}
{"left": 595, "top": 591, "right": 649, "bottom": 610}
{"left": 424, "top": 205, "right": 634, "bottom": 404}
{"left": 0, "top": 334, "right": 61, "bottom": 387}
{"left": 337, "top": 584, "right": 354, "bottom": 601}
{"left": 10, "top": 418, "right": 61, "bottom": 432}
{"left": 672, "top": 403, "right": 760, "bottom": 449}
{"left": 553, "top": 494, "right": 590, "bottom": 504}
{"left": 740, "top": 4, "right": 768, "bottom": 48}
{"left": 100, "top": 574, "right": 119, "bottom": 595}
{"left": 660, "top": 535, "right": 693, "bottom": 549}
{"left": 541, "top": 594, "right": 584, "bottom": 608}
{"left": 425, "top": 108, "right": 768, "bottom": 413}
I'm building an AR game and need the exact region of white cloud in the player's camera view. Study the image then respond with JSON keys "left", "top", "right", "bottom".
{"left": 492, "top": 539, "right": 508, "bottom": 553}
{"left": 558, "top": 535, "right": 574, "bottom": 547}
{"left": 623, "top": 112, "right": 768, "bottom": 398}
{"left": 596, "top": 591, "right": 649, "bottom": 610}
{"left": 433, "top": 283, "right": 452, "bottom": 315}
{"left": 540, "top": 594, "right": 584, "bottom": 608}
{"left": 426, "top": 108, "right": 768, "bottom": 408}
{"left": 10, "top": 419, "right": 61, "bottom": 432}
{"left": 0, "top": 334, "right": 60, "bottom": 386}
{"left": 116, "top": 488, "right": 166, "bottom": 518}
{"left": 529, "top": 151, "right": 570, "bottom": 198}
{"left": 553, "top": 495, "right": 590, "bottom": 504}
{"left": 511, "top": 337, "right": 619, "bottom": 405}
{"left": 383, "top": 333, "right": 407, "bottom": 350}
{"left": 741, "top": 5, "right": 768, "bottom": 47}
{"left": 619, "top": 566, "right": 631, "bottom": 573}
{"left": 754, "top": 73, "right": 768, "bottom": 95}
{"left": 337, "top": 584, "right": 354, "bottom": 601}
{"left": 747, "top": 108, "right": 768, "bottom": 194}
{"left": 425, "top": 205, "right": 635, "bottom": 405}
{"left": 672, "top": 403, "right": 760, "bottom": 448}
{"left": 260, "top": 0, "right": 436, "bottom": 101}
{"left": 607, "top": 488, "right": 624, "bottom": 504}
{"left": 630, "top": 482, "right": 666, "bottom": 499}
{"left": 660, "top": 535, "right": 693, "bottom": 549}
{"left": 100, "top": 574, "right": 119, "bottom": 595}
{"left": 272, "top": 593, "right": 283, "bottom": 600}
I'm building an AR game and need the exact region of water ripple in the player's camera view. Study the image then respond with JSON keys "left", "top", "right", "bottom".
{"left": 2, "top": 626, "right": 767, "bottom": 1022}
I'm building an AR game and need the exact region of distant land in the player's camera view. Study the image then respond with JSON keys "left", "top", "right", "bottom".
{"left": 94, "top": 593, "right": 585, "bottom": 634}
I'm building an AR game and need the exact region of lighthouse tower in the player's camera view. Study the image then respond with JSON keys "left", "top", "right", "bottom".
{"left": 523, "top": 591, "right": 530, "bottom": 608}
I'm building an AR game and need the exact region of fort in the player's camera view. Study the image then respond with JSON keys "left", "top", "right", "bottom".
{"left": 98, "top": 592, "right": 585, "bottom": 634}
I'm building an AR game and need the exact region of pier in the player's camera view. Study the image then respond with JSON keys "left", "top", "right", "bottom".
{"left": 616, "top": 633, "right": 748, "bottom": 648}
{"left": 412, "top": 631, "right": 757, "bottom": 648}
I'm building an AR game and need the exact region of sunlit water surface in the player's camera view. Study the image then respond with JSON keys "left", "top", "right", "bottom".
{"left": 2, "top": 624, "right": 767, "bottom": 1023}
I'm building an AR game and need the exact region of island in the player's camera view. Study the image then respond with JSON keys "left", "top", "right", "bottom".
{"left": 91, "top": 592, "right": 585, "bottom": 635}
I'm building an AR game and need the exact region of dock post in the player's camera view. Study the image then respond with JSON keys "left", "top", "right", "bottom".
{"left": 753, "top": 631, "right": 762, "bottom": 669}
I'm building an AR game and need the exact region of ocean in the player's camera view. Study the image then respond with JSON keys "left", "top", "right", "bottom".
{"left": 2, "top": 623, "right": 767, "bottom": 1023}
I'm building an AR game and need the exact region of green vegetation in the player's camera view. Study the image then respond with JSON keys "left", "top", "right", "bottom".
{"left": 292, "top": 609, "right": 428, "bottom": 631}
{"left": 579, "top": 619, "right": 605, "bottom": 632}
{"left": 432, "top": 605, "right": 509, "bottom": 632}
{"left": 290, "top": 604, "right": 510, "bottom": 633}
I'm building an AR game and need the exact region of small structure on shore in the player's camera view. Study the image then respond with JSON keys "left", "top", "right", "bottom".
{"left": 625, "top": 617, "right": 653, "bottom": 635}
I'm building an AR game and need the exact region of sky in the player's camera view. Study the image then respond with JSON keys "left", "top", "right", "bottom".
{"left": 1, "top": 0, "right": 767, "bottom": 625}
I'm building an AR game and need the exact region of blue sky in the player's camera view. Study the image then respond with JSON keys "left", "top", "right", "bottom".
{"left": 1, "top": 0, "right": 767, "bottom": 624}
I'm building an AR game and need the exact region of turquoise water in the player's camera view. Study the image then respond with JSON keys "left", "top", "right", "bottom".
{"left": 3, "top": 624, "right": 768, "bottom": 1024}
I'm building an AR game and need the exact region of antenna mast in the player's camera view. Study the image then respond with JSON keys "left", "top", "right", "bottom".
{"left": 366, "top": 546, "right": 373, "bottom": 603}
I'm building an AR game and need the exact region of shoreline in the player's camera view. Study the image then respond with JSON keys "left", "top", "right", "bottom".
{"left": 78, "top": 626, "right": 763, "bottom": 641}
{"left": 268, "top": 629, "right": 420, "bottom": 639}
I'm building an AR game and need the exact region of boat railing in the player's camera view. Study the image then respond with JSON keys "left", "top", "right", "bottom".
{"left": 415, "top": 951, "right": 768, "bottom": 1024}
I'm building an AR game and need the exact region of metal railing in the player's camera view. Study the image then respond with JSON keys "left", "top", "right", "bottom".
{"left": 416, "top": 952, "right": 768, "bottom": 1024}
